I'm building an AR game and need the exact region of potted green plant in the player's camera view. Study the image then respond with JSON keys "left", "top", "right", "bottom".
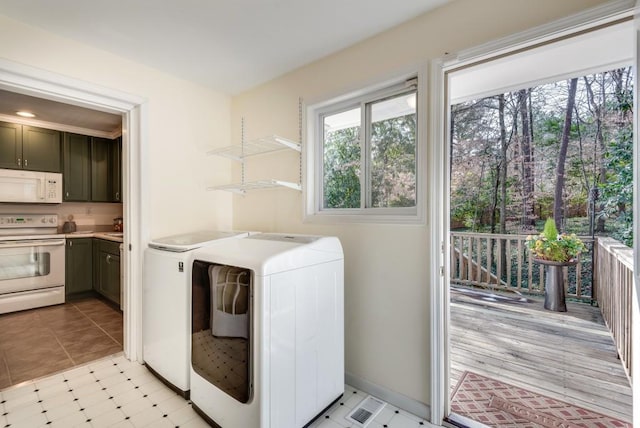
{"left": 526, "top": 219, "right": 586, "bottom": 311}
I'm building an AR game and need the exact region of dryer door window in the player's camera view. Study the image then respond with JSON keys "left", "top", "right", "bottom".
{"left": 192, "top": 260, "right": 252, "bottom": 403}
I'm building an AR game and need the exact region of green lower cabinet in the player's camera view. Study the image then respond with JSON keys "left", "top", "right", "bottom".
{"left": 93, "top": 239, "right": 121, "bottom": 306}
{"left": 65, "top": 238, "right": 93, "bottom": 297}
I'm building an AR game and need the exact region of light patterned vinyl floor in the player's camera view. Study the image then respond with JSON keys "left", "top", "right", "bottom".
{"left": 1, "top": 353, "right": 435, "bottom": 428}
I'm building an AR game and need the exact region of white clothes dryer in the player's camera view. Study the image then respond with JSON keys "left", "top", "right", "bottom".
{"left": 190, "top": 233, "right": 344, "bottom": 428}
{"left": 143, "top": 230, "right": 250, "bottom": 397}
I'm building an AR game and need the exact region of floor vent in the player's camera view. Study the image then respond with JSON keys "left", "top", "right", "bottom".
{"left": 345, "top": 395, "right": 386, "bottom": 427}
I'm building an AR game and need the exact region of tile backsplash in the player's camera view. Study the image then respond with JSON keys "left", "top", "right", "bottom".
{"left": 0, "top": 202, "right": 123, "bottom": 231}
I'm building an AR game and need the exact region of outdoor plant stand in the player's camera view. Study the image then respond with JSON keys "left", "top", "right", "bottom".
{"left": 536, "top": 259, "right": 577, "bottom": 312}
{"left": 528, "top": 219, "right": 586, "bottom": 313}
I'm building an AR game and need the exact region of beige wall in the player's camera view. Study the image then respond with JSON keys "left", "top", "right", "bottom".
{"left": 0, "top": 14, "right": 233, "bottom": 238}
{"left": 230, "top": 0, "right": 611, "bottom": 409}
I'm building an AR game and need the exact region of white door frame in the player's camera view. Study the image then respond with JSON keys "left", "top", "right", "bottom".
{"left": 429, "top": 1, "right": 637, "bottom": 424}
{"left": 0, "top": 58, "right": 148, "bottom": 362}
{"left": 631, "top": 2, "right": 640, "bottom": 424}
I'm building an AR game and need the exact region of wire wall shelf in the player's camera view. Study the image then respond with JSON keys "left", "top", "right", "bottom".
{"left": 207, "top": 180, "right": 302, "bottom": 195}
{"left": 207, "top": 135, "right": 300, "bottom": 162}
{"left": 207, "top": 100, "right": 303, "bottom": 195}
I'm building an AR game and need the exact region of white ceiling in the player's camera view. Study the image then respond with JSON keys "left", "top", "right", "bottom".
{"left": 0, "top": 0, "right": 450, "bottom": 95}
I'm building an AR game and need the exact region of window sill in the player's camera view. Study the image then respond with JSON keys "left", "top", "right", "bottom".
{"left": 303, "top": 210, "right": 425, "bottom": 225}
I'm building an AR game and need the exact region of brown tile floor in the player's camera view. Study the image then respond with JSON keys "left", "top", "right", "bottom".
{"left": 0, "top": 297, "right": 122, "bottom": 389}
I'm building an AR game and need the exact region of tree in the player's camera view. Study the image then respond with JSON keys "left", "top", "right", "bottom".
{"left": 497, "top": 93, "right": 509, "bottom": 273}
{"left": 582, "top": 73, "right": 608, "bottom": 233}
{"left": 370, "top": 114, "right": 416, "bottom": 207}
{"left": 450, "top": 97, "right": 503, "bottom": 229}
{"left": 553, "top": 78, "right": 578, "bottom": 231}
{"left": 450, "top": 67, "right": 633, "bottom": 246}
{"left": 518, "top": 89, "right": 535, "bottom": 229}
{"left": 599, "top": 67, "right": 634, "bottom": 245}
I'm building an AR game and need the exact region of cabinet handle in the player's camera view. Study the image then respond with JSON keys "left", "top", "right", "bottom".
{"left": 115, "top": 192, "right": 120, "bottom": 201}
{"left": 69, "top": 241, "right": 73, "bottom": 247}
{"left": 24, "top": 159, "right": 28, "bottom": 167}
{"left": 17, "top": 158, "right": 21, "bottom": 167}
{"left": 66, "top": 191, "right": 69, "bottom": 198}
{"left": 106, "top": 254, "right": 112, "bottom": 264}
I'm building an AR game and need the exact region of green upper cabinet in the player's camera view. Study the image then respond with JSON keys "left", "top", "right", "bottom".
{"left": 110, "top": 137, "right": 122, "bottom": 202}
{"left": 0, "top": 121, "right": 61, "bottom": 172}
{"left": 0, "top": 122, "right": 22, "bottom": 170}
{"left": 91, "top": 137, "right": 112, "bottom": 202}
{"left": 63, "top": 134, "right": 122, "bottom": 203}
{"left": 22, "top": 126, "right": 62, "bottom": 172}
{"left": 63, "top": 133, "right": 91, "bottom": 201}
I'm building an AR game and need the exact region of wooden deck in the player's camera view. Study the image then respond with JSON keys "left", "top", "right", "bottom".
{"left": 450, "top": 286, "right": 633, "bottom": 423}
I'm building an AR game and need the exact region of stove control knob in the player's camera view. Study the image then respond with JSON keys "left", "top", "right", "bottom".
{"left": 41, "top": 218, "right": 46, "bottom": 223}
{"left": 49, "top": 218, "right": 56, "bottom": 224}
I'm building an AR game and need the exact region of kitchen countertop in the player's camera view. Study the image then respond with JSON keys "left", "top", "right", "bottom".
{"left": 65, "top": 231, "right": 124, "bottom": 243}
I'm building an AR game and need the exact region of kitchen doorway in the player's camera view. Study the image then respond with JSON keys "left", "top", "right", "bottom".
{"left": 0, "top": 58, "right": 147, "bottom": 371}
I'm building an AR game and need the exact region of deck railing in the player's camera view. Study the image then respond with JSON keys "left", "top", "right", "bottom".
{"left": 595, "top": 237, "right": 633, "bottom": 381}
{"left": 450, "top": 231, "right": 595, "bottom": 301}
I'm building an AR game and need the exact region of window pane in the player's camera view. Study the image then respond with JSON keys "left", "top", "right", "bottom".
{"left": 369, "top": 92, "right": 417, "bottom": 208}
{"left": 323, "top": 108, "right": 361, "bottom": 209}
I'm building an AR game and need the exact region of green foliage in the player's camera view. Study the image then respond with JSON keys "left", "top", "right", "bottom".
{"left": 542, "top": 218, "right": 558, "bottom": 240}
{"left": 370, "top": 114, "right": 416, "bottom": 208}
{"left": 451, "top": 198, "right": 490, "bottom": 231}
{"left": 535, "top": 195, "right": 554, "bottom": 221}
{"left": 600, "top": 126, "right": 633, "bottom": 246}
{"left": 323, "top": 111, "right": 417, "bottom": 209}
{"left": 450, "top": 165, "right": 496, "bottom": 230}
{"left": 323, "top": 126, "right": 361, "bottom": 208}
{"left": 527, "top": 218, "right": 587, "bottom": 262}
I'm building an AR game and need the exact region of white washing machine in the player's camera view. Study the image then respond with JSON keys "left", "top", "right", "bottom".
{"left": 190, "top": 233, "right": 344, "bottom": 428}
{"left": 143, "top": 230, "right": 250, "bottom": 397}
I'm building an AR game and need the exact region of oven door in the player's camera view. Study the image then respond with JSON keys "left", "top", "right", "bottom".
{"left": 0, "top": 239, "right": 65, "bottom": 294}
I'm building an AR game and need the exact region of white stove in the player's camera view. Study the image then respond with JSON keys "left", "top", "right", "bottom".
{"left": 0, "top": 214, "right": 66, "bottom": 314}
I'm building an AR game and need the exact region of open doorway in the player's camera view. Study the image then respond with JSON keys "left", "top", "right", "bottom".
{"left": 436, "top": 16, "right": 636, "bottom": 427}
{"left": 0, "top": 58, "right": 146, "bottom": 381}
{"left": 0, "top": 93, "right": 125, "bottom": 387}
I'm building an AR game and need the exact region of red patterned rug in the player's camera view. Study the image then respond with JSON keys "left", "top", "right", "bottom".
{"left": 450, "top": 371, "right": 631, "bottom": 428}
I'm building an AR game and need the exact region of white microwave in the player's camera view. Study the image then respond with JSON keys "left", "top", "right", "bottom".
{"left": 0, "top": 168, "right": 62, "bottom": 204}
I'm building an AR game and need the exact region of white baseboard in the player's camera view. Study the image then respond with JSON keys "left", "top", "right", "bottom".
{"left": 345, "top": 372, "right": 430, "bottom": 420}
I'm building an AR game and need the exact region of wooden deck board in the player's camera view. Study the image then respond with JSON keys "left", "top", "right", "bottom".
{"left": 450, "top": 287, "right": 633, "bottom": 423}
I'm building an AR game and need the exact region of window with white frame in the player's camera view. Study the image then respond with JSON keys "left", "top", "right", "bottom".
{"left": 306, "top": 76, "right": 421, "bottom": 222}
